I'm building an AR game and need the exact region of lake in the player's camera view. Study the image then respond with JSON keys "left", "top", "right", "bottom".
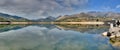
{"left": 0, "top": 24, "right": 120, "bottom": 50}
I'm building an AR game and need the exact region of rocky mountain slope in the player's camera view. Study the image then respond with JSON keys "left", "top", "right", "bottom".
{"left": 56, "top": 11, "right": 120, "bottom": 22}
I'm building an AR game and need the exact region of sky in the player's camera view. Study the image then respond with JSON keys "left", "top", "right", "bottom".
{"left": 0, "top": 0, "right": 120, "bottom": 19}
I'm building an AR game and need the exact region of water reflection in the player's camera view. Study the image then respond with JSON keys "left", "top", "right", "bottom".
{"left": 56, "top": 24, "right": 109, "bottom": 34}
{"left": 110, "top": 37, "right": 120, "bottom": 49}
{"left": 0, "top": 25, "right": 28, "bottom": 33}
{"left": 0, "top": 24, "right": 119, "bottom": 50}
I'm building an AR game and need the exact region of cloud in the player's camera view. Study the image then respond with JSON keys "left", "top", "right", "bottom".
{"left": 0, "top": 0, "right": 88, "bottom": 19}
{"left": 116, "top": 5, "right": 120, "bottom": 8}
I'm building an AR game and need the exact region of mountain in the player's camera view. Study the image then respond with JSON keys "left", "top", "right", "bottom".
{"left": 86, "top": 11, "right": 120, "bottom": 17}
{"left": 0, "top": 13, "right": 30, "bottom": 22}
{"left": 56, "top": 11, "right": 120, "bottom": 22}
{"left": 86, "top": 11, "right": 107, "bottom": 17}
{"left": 34, "top": 16, "right": 56, "bottom": 22}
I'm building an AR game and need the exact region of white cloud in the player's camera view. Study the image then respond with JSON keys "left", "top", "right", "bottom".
{"left": 0, "top": 0, "right": 88, "bottom": 19}
{"left": 116, "top": 5, "right": 120, "bottom": 8}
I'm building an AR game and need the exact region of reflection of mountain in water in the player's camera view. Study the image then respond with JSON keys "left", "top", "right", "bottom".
{"left": 0, "top": 24, "right": 109, "bottom": 34}
{"left": 56, "top": 24, "right": 109, "bottom": 34}
{"left": 0, "top": 24, "right": 56, "bottom": 33}
{"left": 0, "top": 25, "right": 28, "bottom": 33}
{"left": 34, "top": 24, "right": 56, "bottom": 29}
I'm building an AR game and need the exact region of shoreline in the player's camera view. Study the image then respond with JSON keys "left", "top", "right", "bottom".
{"left": 0, "top": 22, "right": 105, "bottom": 25}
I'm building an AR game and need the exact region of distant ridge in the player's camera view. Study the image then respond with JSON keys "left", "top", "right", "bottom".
{"left": 56, "top": 11, "right": 120, "bottom": 22}
{"left": 0, "top": 12, "right": 29, "bottom": 22}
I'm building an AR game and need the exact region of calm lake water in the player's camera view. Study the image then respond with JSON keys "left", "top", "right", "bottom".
{"left": 0, "top": 24, "right": 120, "bottom": 50}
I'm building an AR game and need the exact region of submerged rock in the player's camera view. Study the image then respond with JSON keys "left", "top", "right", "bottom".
{"left": 109, "top": 37, "right": 120, "bottom": 49}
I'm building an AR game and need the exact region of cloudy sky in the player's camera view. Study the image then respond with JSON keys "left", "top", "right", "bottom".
{"left": 0, "top": 0, "right": 120, "bottom": 19}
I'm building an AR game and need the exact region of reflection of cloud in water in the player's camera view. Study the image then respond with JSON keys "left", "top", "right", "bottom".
{"left": 0, "top": 26, "right": 114, "bottom": 50}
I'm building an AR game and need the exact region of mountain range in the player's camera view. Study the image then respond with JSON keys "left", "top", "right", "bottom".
{"left": 0, "top": 13, "right": 29, "bottom": 22}
{"left": 0, "top": 11, "right": 120, "bottom": 22}
{"left": 33, "top": 16, "right": 56, "bottom": 22}
{"left": 0, "top": 12, "right": 56, "bottom": 22}
{"left": 56, "top": 11, "right": 120, "bottom": 21}
{"left": 87, "top": 11, "right": 120, "bottom": 17}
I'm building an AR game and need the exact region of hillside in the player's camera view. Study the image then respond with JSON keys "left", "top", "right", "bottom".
{"left": 0, "top": 13, "right": 30, "bottom": 22}
{"left": 56, "top": 11, "right": 120, "bottom": 22}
